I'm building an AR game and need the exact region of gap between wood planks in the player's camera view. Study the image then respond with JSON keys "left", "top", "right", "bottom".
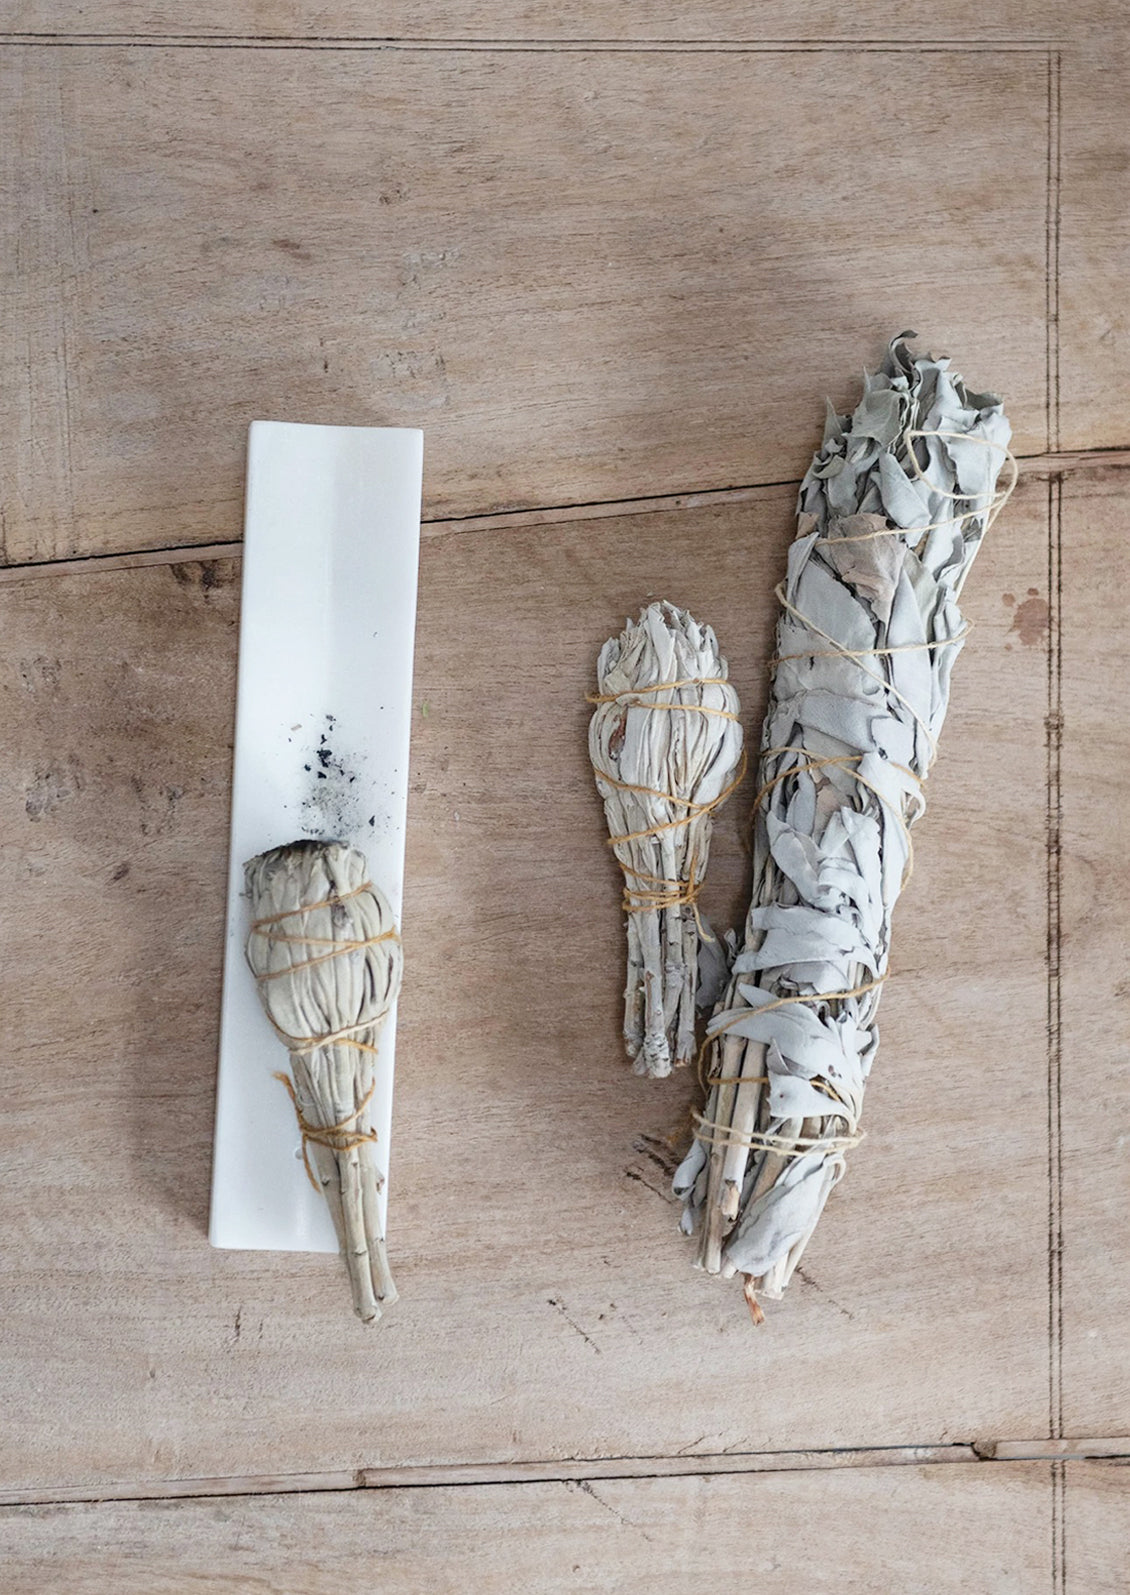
{"left": 0, "top": 36, "right": 1062, "bottom": 53}
{"left": 0, "top": 1437, "right": 1126, "bottom": 1510}
{"left": 0, "top": 445, "right": 1127, "bottom": 588}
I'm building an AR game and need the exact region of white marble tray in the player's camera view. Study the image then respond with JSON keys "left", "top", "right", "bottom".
{"left": 209, "top": 421, "right": 423, "bottom": 1253}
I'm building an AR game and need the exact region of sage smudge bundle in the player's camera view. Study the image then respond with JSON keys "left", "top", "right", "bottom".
{"left": 245, "top": 840, "right": 402, "bottom": 1323}
{"left": 675, "top": 335, "right": 1016, "bottom": 1318}
{"left": 589, "top": 602, "right": 745, "bottom": 1077}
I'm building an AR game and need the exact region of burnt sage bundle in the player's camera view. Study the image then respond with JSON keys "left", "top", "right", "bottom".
{"left": 245, "top": 840, "right": 402, "bottom": 1323}
{"left": 675, "top": 335, "right": 1016, "bottom": 1320}
{"left": 589, "top": 602, "right": 745, "bottom": 1077}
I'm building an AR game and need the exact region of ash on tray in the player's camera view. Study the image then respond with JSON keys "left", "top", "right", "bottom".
{"left": 298, "top": 714, "right": 371, "bottom": 839}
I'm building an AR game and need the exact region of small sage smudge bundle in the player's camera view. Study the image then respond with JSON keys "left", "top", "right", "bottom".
{"left": 675, "top": 335, "right": 1016, "bottom": 1320}
{"left": 589, "top": 601, "right": 745, "bottom": 1077}
{"left": 245, "top": 840, "right": 402, "bottom": 1324}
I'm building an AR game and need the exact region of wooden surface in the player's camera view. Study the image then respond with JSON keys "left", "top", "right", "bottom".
{"left": 0, "top": 483, "right": 1052, "bottom": 1494}
{"left": 1064, "top": 1461, "right": 1130, "bottom": 1594}
{"left": 0, "top": 10, "right": 1127, "bottom": 1592}
{"left": 2, "top": 45, "right": 1052, "bottom": 562}
{"left": 0, "top": 2, "right": 1119, "bottom": 42}
{"left": 1061, "top": 471, "right": 1130, "bottom": 1437}
{"left": 1059, "top": 42, "right": 1130, "bottom": 453}
{"left": 0, "top": 1464, "right": 1057, "bottom": 1594}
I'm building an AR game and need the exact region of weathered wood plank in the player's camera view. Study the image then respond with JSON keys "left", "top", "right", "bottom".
{"left": 0, "top": 46, "right": 1049, "bottom": 562}
{"left": 0, "top": 1446, "right": 982, "bottom": 1506}
{"left": 1059, "top": 43, "right": 1130, "bottom": 453}
{"left": 1064, "top": 1460, "right": 1130, "bottom": 1594}
{"left": 1060, "top": 471, "right": 1130, "bottom": 1436}
{"left": 0, "top": 1464, "right": 1053, "bottom": 1595}
{"left": 0, "top": 481, "right": 1051, "bottom": 1493}
{"left": 0, "top": 2, "right": 1111, "bottom": 42}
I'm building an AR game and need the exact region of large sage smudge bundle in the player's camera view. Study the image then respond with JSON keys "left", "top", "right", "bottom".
{"left": 675, "top": 335, "right": 1016, "bottom": 1319}
{"left": 245, "top": 840, "right": 402, "bottom": 1323}
{"left": 589, "top": 602, "right": 745, "bottom": 1077}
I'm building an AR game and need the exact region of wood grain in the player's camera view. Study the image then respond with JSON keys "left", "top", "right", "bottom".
{"left": 1064, "top": 1460, "right": 1130, "bottom": 1594}
{"left": 1059, "top": 470, "right": 1130, "bottom": 1436}
{"left": 0, "top": 45, "right": 1049, "bottom": 563}
{"left": 0, "top": 1463, "right": 1054, "bottom": 1595}
{"left": 0, "top": 8, "right": 1119, "bottom": 1577}
{"left": 1059, "top": 43, "right": 1130, "bottom": 453}
{"left": 0, "top": 480, "right": 1051, "bottom": 1495}
{"left": 0, "top": 1, "right": 1114, "bottom": 43}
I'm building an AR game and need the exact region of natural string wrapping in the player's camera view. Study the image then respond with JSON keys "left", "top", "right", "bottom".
{"left": 245, "top": 840, "right": 403, "bottom": 1323}
{"left": 674, "top": 334, "right": 1016, "bottom": 1319}
{"left": 589, "top": 601, "right": 745, "bottom": 1077}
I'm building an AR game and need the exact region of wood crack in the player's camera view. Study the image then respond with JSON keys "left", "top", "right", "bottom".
{"left": 4, "top": 1437, "right": 1128, "bottom": 1509}
{"left": 2, "top": 447, "right": 1128, "bottom": 586}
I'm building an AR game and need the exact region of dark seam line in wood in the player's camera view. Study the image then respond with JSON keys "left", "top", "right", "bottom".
{"left": 439, "top": 475, "right": 809, "bottom": 514}
{"left": 1045, "top": 51, "right": 1063, "bottom": 456}
{"left": 1053, "top": 469, "right": 1065, "bottom": 1449}
{"left": 1042, "top": 53, "right": 1065, "bottom": 1515}
{"left": 1045, "top": 471, "right": 1065, "bottom": 1462}
{"left": 0, "top": 36, "right": 1060, "bottom": 51}
{"left": 429, "top": 473, "right": 808, "bottom": 523}
{"left": 1045, "top": 53, "right": 1054, "bottom": 456}
{"left": 1, "top": 1441, "right": 1128, "bottom": 1511}
{"left": 1, "top": 446, "right": 1128, "bottom": 583}
{"left": 1052, "top": 51, "right": 1062, "bottom": 455}
{"left": 1053, "top": 1456, "right": 1067, "bottom": 1595}
{"left": 1047, "top": 53, "right": 1066, "bottom": 1448}
{"left": 1043, "top": 59, "right": 1055, "bottom": 1481}
{"left": 441, "top": 444, "right": 1123, "bottom": 493}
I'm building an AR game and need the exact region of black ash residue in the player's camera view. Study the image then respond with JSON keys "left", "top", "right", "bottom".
{"left": 299, "top": 714, "right": 370, "bottom": 838}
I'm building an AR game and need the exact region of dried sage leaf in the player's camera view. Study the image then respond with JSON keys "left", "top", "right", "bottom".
{"left": 590, "top": 601, "right": 745, "bottom": 1077}
{"left": 676, "top": 334, "right": 1016, "bottom": 1316}
{"left": 245, "top": 839, "right": 402, "bottom": 1324}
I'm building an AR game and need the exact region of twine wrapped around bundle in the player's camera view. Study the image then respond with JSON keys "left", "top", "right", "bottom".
{"left": 675, "top": 334, "right": 1016, "bottom": 1319}
{"left": 589, "top": 602, "right": 745, "bottom": 1077}
{"left": 245, "top": 840, "right": 403, "bottom": 1324}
